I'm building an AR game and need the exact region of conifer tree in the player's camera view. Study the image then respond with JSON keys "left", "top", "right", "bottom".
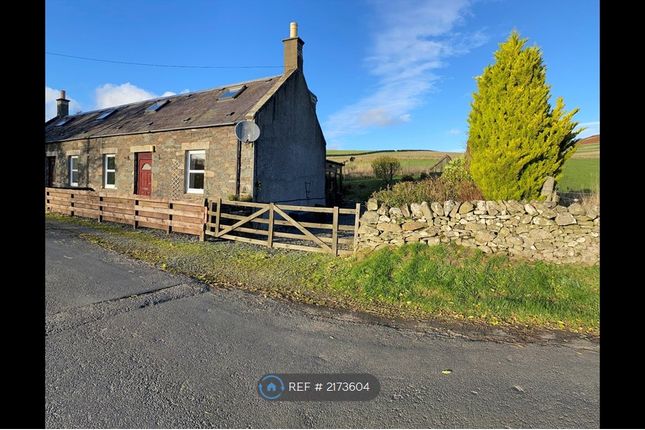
{"left": 466, "top": 31, "right": 581, "bottom": 200}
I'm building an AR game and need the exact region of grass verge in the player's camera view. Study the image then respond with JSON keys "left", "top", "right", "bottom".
{"left": 47, "top": 213, "right": 599, "bottom": 335}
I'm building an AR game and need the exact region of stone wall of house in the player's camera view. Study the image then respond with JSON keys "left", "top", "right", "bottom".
{"left": 44, "top": 125, "right": 254, "bottom": 203}
{"left": 358, "top": 198, "right": 599, "bottom": 264}
{"left": 253, "top": 71, "right": 326, "bottom": 205}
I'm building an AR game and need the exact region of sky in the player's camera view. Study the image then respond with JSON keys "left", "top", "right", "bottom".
{"left": 45, "top": 0, "right": 599, "bottom": 152}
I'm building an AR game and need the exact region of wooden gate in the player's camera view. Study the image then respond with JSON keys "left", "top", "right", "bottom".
{"left": 205, "top": 199, "right": 360, "bottom": 256}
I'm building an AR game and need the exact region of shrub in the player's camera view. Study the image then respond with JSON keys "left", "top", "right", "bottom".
{"left": 441, "top": 158, "right": 472, "bottom": 186}
{"left": 467, "top": 31, "right": 581, "bottom": 200}
{"left": 400, "top": 174, "right": 415, "bottom": 182}
{"left": 418, "top": 172, "right": 429, "bottom": 181}
{"left": 371, "top": 176, "right": 483, "bottom": 207}
{"left": 371, "top": 156, "right": 401, "bottom": 185}
{"left": 454, "top": 180, "right": 484, "bottom": 201}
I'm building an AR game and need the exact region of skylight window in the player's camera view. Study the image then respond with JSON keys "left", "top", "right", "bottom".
{"left": 146, "top": 99, "right": 169, "bottom": 112}
{"left": 96, "top": 109, "right": 116, "bottom": 120}
{"left": 54, "top": 117, "right": 72, "bottom": 126}
{"left": 217, "top": 85, "right": 246, "bottom": 101}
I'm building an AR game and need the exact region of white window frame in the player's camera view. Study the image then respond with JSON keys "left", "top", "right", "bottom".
{"left": 104, "top": 154, "right": 116, "bottom": 189}
{"left": 185, "top": 150, "right": 205, "bottom": 194}
{"left": 68, "top": 156, "right": 79, "bottom": 187}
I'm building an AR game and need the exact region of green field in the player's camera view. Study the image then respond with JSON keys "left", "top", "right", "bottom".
{"left": 327, "top": 150, "right": 462, "bottom": 177}
{"left": 329, "top": 143, "right": 599, "bottom": 201}
{"left": 326, "top": 150, "right": 372, "bottom": 156}
{"left": 342, "top": 177, "right": 385, "bottom": 204}
{"left": 558, "top": 158, "right": 599, "bottom": 192}
{"left": 571, "top": 143, "right": 599, "bottom": 159}
{"left": 326, "top": 149, "right": 447, "bottom": 157}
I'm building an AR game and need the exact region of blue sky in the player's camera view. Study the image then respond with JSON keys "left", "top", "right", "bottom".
{"left": 45, "top": 0, "right": 599, "bottom": 152}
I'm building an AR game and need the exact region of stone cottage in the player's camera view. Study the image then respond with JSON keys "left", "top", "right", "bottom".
{"left": 45, "top": 22, "right": 326, "bottom": 205}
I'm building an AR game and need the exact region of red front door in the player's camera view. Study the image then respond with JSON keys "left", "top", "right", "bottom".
{"left": 136, "top": 152, "right": 152, "bottom": 196}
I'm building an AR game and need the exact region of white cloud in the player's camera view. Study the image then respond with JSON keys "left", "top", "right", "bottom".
{"left": 577, "top": 121, "right": 600, "bottom": 138}
{"left": 95, "top": 82, "right": 158, "bottom": 109}
{"left": 324, "top": 0, "right": 486, "bottom": 140}
{"left": 447, "top": 128, "right": 462, "bottom": 135}
{"left": 45, "top": 86, "right": 82, "bottom": 121}
{"left": 46, "top": 83, "right": 189, "bottom": 121}
{"left": 94, "top": 83, "right": 191, "bottom": 109}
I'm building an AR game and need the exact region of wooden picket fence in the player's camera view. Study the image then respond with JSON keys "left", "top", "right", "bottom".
{"left": 45, "top": 188, "right": 361, "bottom": 256}
{"left": 45, "top": 188, "right": 207, "bottom": 238}
{"left": 206, "top": 199, "right": 360, "bottom": 256}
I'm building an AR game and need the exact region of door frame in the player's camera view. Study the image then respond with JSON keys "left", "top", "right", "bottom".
{"left": 46, "top": 156, "right": 56, "bottom": 187}
{"left": 134, "top": 152, "right": 153, "bottom": 196}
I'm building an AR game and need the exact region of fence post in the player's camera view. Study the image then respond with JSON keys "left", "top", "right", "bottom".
{"left": 200, "top": 199, "right": 207, "bottom": 242}
{"left": 214, "top": 198, "right": 222, "bottom": 237}
{"left": 332, "top": 206, "right": 339, "bottom": 256}
{"left": 353, "top": 203, "right": 361, "bottom": 253}
{"left": 70, "top": 193, "right": 75, "bottom": 217}
{"left": 167, "top": 201, "right": 173, "bottom": 234}
{"left": 133, "top": 199, "right": 139, "bottom": 229}
{"left": 267, "top": 203, "right": 275, "bottom": 248}
{"left": 98, "top": 195, "right": 103, "bottom": 223}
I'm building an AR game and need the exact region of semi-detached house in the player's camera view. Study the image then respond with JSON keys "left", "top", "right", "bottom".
{"left": 45, "top": 22, "right": 327, "bottom": 206}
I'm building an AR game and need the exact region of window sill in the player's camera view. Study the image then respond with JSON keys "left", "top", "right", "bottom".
{"left": 186, "top": 190, "right": 204, "bottom": 195}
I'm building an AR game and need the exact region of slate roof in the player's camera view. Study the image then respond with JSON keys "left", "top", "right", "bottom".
{"left": 45, "top": 75, "right": 281, "bottom": 143}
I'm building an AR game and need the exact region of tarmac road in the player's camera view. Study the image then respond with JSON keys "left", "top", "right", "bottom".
{"left": 45, "top": 219, "right": 599, "bottom": 428}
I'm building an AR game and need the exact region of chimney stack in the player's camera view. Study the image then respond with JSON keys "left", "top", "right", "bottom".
{"left": 283, "top": 21, "right": 304, "bottom": 73}
{"left": 56, "top": 89, "right": 69, "bottom": 117}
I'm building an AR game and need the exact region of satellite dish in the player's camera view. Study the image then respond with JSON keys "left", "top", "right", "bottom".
{"left": 235, "top": 120, "right": 261, "bottom": 143}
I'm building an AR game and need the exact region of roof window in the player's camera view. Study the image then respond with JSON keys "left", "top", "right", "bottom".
{"left": 146, "top": 99, "right": 169, "bottom": 112}
{"left": 96, "top": 109, "right": 116, "bottom": 120}
{"left": 217, "top": 85, "right": 246, "bottom": 101}
{"left": 54, "top": 117, "right": 72, "bottom": 126}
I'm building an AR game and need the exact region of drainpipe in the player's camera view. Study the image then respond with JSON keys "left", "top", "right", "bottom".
{"left": 85, "top": 137, "right": 91, "bottom": 188}
{"left": 235, "top": 139, "right": 242, "bottom": 198}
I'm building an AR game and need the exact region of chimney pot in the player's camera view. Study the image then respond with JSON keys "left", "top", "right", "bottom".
{"left": 56, "top": 89, "right": 70, "bottom": 117}
{"left": 283, "top": 22, "right": 304, "bottom": 73}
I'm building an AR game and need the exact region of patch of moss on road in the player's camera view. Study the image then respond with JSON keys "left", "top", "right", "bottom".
{"left": 47, "top": 213, "right": 599, "bottom": 335}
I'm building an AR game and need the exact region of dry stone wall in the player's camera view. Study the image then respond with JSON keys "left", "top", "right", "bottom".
{"left": 357, "top": 198, "right": 599, "bottom": 265}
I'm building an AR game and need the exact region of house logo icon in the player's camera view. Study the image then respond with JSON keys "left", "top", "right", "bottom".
{"left": 258, "top": 374, "right": 285, "bottom": 400}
